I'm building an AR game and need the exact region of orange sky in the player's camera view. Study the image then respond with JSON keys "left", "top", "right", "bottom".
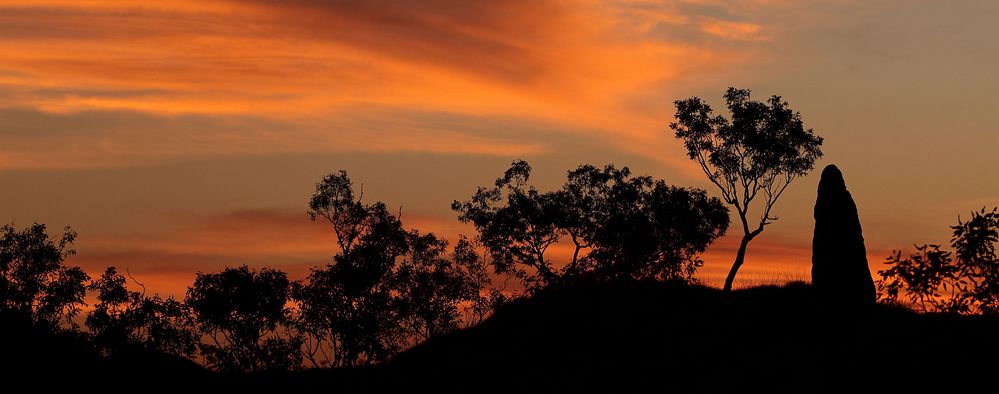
{"left": 2, "top": 0, "right": 998, "bottom": 296}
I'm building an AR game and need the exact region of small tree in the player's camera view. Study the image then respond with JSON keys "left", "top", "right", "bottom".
{"left": 670, "top": 87, "right": 823, "bottom": 291}
{"left": 87, "top": 266, "right": 197, "bottom": 357}
{"left": 186, "top": 265, "right": 301, "bottom": 372}
{"left": 951, "top": 208, "right": 999, "bottom": 313}
{"left": 394, "top": 233, "right": 491, "bottom": 341}
{"left": 877, "top": 245, "right": 966, "bottom": 313}
{"left": 877, "top": 207, "right": 999, "bottom": 314}
{"left": 0, "top": 223, "right": 89, "bottom": 328}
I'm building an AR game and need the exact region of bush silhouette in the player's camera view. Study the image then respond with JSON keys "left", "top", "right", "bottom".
{"left": 877, "top": 207, "right": 999, "bottom": 314}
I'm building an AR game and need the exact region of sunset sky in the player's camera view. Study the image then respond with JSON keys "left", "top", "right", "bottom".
{"left": 3, "top": 0, "right": 998, "bottom": 297}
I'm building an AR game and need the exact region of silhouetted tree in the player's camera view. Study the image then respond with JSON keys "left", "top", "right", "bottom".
{"left": 186, "top": 265, "right": 302, "bottom": 372}
{"left": 86, "top": 266, "right": 197, "bottom": 357}
{"left": 560, "top": 164, "right": 729, "bottom": 281}
{"left": 454, "top": 161, "right": 729, "bottom": 290}
{"left": 452, "top": 161, "right": 561, "bottom": 290}
{"left": 877, "top": 207, "right": 999, "bottom": 314}
{"left": 877, "top": 245, "right": 966, "bottom": 313}
{"left": 455, "top": 236, "right": 507, "bottom": 326}
{"left": 951, "top": 208, "right": 999, "bottom": 313}
{"left": 297, "top": 170, "right": 498, "bottom": 367}
{"left": 0, "top": 223, "right": 89, "bottom": 328}
{"left": 670, "top": 87, "right": 823, "bottom": 291}
{"left": 394, "top": 234, "right": 491, "bottom": 340}
{"left": 295, "top": 170, "right": 408, "bottom": 367}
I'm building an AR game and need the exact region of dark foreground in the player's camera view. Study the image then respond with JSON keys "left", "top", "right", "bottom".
{"left": 6, "top": 281, "right": 996, "bottom": 392}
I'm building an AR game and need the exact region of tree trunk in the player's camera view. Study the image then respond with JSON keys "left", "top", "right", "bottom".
{"left": 723, "top": 234, "right": 754, "bottom": 292}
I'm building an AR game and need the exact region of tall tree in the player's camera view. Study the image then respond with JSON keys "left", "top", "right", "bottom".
{"left": 670, "top": 87, "right": 823, "bottom": 291}
{"left": 186, "top": 265, "right": 301, "bottom": 372}
{"left": 0, "top": 223, "right": 89, "bottom": 328}
{"left": 296, "top": 170, "right": 409, "bottom": 367}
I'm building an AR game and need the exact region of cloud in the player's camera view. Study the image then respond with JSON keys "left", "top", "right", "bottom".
{"left": 699, "top": 18, "right": 769, "bottom": 41}
{"left": 0, "top": 107, "right": 550, "bottom": 171}
{"left": 0, "top": 0, "right": 775, "bottom": 174}
{"left": 239, "top": 0, "right": 567, "bottom": 85}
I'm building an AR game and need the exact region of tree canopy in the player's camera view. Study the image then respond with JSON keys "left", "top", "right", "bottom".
{"left": 186, "top": 265, "right": 302, "bottom": 372}
{"left": 453, "top": 161, "right": 729, "bottom": 291}
{"left": 0, "top": 223, "right": 89, "bottom": 328}
{"left": 86, "top": 266, "right": 197, "bottom": 357}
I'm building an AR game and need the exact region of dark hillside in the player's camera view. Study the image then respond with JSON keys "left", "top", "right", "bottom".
{"left": 1, "top": 312, "right": 212, "bottom": 390}
{"left": 9, "top": 281, "right": 997, "bottom": 392}
{"left": 245, "top": 280, "right": 999, "bottom": 392}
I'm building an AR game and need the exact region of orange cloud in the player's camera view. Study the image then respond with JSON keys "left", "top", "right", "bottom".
{"left": 699, "top": 18, "right": 769, "bottom": 41}
{"left": 0, "top": 0, "right": 772, "bottom": 174}
{"left": 0, "top": 107, "right": 546, "bottom": 171}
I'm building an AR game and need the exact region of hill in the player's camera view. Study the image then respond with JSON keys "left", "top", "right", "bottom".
{"left": 7, "top": 281, "right": 997, "bottom": 392}
{"left": 247, "top": 280, "right": 999, "bottom": 392}
{"left": 0, "top": 312, "right": 213, "bottom": 390}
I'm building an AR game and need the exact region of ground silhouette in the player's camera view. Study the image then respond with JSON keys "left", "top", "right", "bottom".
{"left": 812, "top": 164, "right": 876, "bottom": 307}
{"left": 232, "top": 280, "right": 995, "bottom": 393}
{"left": 0, "top": 311, "right": 213, "bottom": 390}
{"left": 6, "top": 280, "right": 998, "bottom": 392}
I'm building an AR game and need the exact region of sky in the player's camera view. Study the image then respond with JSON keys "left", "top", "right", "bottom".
{"left": 2, "top": 0, "right": 998, "bottom": 297}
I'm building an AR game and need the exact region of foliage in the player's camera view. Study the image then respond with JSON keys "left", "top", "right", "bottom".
{"left": 670, "top": 87, "right": 823, "bottom": 291}
{"left": 876, "top": 245, "right": 967, "bottom": 313}
{"left": 0, "top": 223, "right": 89, "bottom": 328}
{"left": 394, "top": 234, "right": 492, "bottom": 340}
{"left": 308, "top": 169, "right": 370, "bottom": 256}
{"left": 453, "top": 161, "right": 729, "bottom": 291}
{"left": 452, "top": 160, "right": 561, "bottom": 289}
{"left": 186, "top": 265, "right": 302, "bottom": 372}
{"left": 297, "top": 170, "right": 496, "bottom": 367}
{"left": 877, "top": 207, "right": 999, "bottom": 314}
{"left": 563, "top": 164, "right": 730, "bottom": 281}
{"left": 86, "top": 266, "right": 197, "bottom": 357}
{"left": 296, "top": 170, "right": 408, "bottom": 367}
